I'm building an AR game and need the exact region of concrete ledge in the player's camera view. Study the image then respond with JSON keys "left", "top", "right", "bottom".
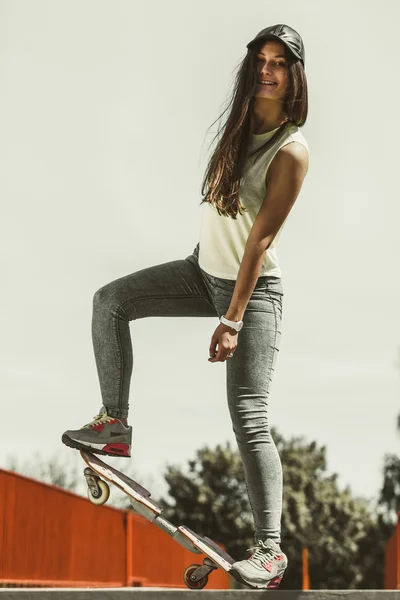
{"left": 0, "top": 590, "right": 399, "bottom": 599}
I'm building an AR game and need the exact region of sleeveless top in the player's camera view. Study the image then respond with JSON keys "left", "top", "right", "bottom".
{"left": 197, "top": 122, "right": 309, "bottom": 280}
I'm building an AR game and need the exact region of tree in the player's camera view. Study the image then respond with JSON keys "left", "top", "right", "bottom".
{"left": 377, "top": 454, "right": 400, "bottom": 526}
{"left": 153, "top": 441, "right": 252, "bottom": 557}
{"left": 151, "top": 427, "right": 390, "bottom": 589}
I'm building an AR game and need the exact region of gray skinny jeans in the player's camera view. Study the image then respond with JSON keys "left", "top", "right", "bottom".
{"left": 91, "top": 242, "right": 284, "bottom": 544}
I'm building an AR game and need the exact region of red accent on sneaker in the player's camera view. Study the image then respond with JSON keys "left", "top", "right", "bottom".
{"left": 263, "top": 562, "right": 273, "bottom": 572}
{"left": 90, "top": 419, "right": 118, "bottom": 433}
{"left": 266, "top": 575, "right": 282, "bottom": 589}
{"left": 102, "top": 443, "right": 131, "bottom": 457}
{"left": 275, "top": 554, "right": 285, "bottom": 561}
{"left": 90, "top": 423, "right": 104, "bottom": 432}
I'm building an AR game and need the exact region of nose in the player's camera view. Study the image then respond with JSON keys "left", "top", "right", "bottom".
{"left": 260, "top": 61, "right": 273, "bottom": 76}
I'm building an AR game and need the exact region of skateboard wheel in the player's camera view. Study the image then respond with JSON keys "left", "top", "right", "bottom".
{"left": 87, "top": 479, "right": 110, "bottom": 505}
{"left": 183, "top": 564, "right": 208, "bottom": 589}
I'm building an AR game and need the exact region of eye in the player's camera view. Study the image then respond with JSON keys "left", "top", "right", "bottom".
{"left": 256, "top": 58, "right": 286, "bottom": 68}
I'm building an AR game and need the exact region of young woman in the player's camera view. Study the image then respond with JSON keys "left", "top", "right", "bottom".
{"left": 62, "top": 23, "right": 309, "bottom": 589}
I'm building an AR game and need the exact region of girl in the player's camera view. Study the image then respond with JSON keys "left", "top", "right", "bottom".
{"left": 62, "top": 23, "right": 309, "bottom": 589}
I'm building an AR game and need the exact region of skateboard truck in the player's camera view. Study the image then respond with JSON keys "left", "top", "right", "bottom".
{"left": 83, "top": 466, "right": 110, "bottom": 505}
{"left": 183, "top": 557, "right": 219, "bottom": 588}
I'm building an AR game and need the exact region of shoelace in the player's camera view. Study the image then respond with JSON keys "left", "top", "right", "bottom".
{"left": 83, "top": 412, "right": 115, "bottom": 429}
{"left": 246, "top": 540, "right": 278, "bottom": 568}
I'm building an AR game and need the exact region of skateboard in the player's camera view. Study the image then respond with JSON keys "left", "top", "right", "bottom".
{"left": 80, "top": 449, "right": 282, "bottom": 590}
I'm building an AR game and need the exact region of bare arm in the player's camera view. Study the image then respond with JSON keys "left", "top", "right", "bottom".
{"left": 225, "top": 141, "right": 309, "bottom": 323}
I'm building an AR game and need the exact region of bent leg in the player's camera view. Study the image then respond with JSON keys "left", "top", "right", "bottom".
{"left": 92, "top": 252, "right": 217, "bottom": 419}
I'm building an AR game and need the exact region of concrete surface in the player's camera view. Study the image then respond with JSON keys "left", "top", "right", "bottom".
{"left": 0, "top": 589, "right": 399, "bottom": 599}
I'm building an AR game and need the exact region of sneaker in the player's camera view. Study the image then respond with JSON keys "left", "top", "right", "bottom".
{"left": 230, "top": 538, "right": 287, "bottom": 589}
{"left": 62, "top": 405, "right": 132, "bottom": 457}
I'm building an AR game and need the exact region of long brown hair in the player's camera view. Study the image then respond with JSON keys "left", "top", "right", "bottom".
{"left": 200, "top": 40, "right": 308, "bottom": 219}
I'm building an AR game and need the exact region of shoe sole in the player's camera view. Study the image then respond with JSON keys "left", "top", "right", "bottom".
{"left": 62, "top": 433, "right": 131, "bottom": 458}
{"left": 229, "top": 567, "right": 283, "bottom": 590}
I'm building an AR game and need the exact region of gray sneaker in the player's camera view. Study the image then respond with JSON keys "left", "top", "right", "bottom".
{"left": 230, "top": 539, "right": 287, "bottom": 589}
{"left": 62, "top": 405, "right": 132, "bottom": 457}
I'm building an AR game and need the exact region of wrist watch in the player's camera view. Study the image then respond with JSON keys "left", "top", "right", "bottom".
{"left": 220, "top": 315, "right": 244, "bottom": 332}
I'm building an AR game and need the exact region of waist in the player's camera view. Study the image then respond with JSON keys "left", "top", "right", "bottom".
{"left": 191, "top": 242, "right": 284, "bottom": 295}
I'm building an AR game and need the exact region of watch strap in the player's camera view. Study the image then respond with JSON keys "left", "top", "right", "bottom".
{"left": 220, "top": 315, "right": 243, "bottom": 331}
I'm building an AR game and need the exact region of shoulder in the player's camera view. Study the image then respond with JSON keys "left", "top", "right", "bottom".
{"left": 277, "top": 140, "right": 309, "bottom": 166}
{"left": 269, "top": 140, "right": 309, "bottom": 181}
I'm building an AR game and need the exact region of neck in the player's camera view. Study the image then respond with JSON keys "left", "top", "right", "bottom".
{"left": 251, "top": 99, "right": 288, "bottom": 134}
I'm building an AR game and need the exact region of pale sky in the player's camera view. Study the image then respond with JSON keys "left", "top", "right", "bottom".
{"left": 1, "top": 0, "right": 399, "bottom": 510}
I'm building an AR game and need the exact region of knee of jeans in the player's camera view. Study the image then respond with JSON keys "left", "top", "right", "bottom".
{"left": 93, "top": 285, "right": 128, "bottom": 319}
{"left": 93, "top": 285, "right": 110, "bottom": 307}
{"left": 232, "top": 417, "right": 272, "bottom": 445}
{"left": 93, "top": 284, "right": 119, "bottom": 310}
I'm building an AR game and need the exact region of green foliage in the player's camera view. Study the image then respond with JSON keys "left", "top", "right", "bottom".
{"left": 152, "top": 427, "right": 396, "bottom": 590}
{"left": 377, "top": 453, "right": 400, "bottom": 526}
{"left": 276, "top": 430, "right": 385, "bottom": 589}
{"left": 154, "top": 441, "right": 253, "bottom": 558}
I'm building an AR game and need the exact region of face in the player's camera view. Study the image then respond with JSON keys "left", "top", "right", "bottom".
{"left": 253, "top": 40, "right": 289, "bottom": 100}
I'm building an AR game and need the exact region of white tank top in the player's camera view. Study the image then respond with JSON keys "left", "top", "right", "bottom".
{"left": 198, "top": 123, "right": 309, "bottom": 280}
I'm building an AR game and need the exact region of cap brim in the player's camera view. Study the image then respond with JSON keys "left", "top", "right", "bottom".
{"left": 247, "top": 33, "right": 281, "bottom": 48}
{"left": 246, "top": 34, "right": 303, "bottom": 63}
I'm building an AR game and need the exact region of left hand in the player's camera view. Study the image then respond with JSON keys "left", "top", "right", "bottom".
{"left": 208, "top": 323, "right": 238, "bottom": 363}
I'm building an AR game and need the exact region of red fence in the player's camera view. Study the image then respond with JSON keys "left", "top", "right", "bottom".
{"left": 385, "top": 512, "right": 400, "bottom": 589}
{"left": 0, "top": 468, "right": 229, "bottom": 589}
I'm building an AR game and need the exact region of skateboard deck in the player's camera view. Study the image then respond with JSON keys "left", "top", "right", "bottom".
{"left": 178, "top": 524, "right": 235, "bottom": 574}
{"left": 79, "top": 449, "right": 278, "bottom": 590}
